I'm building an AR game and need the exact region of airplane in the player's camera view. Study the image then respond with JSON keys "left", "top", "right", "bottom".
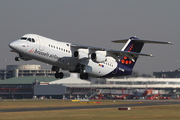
{"left": 129, "top": 85, "right": 157, "bottom": 99}
{"left": 131, "top": 87, "right": 150, "bottom": 99}
{"left": 8, "top": 34, "right": 172, "bottom": 79}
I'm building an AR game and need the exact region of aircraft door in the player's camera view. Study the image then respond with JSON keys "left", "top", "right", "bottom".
{"left": 25, "top": 40, "right": 29, "bottom": 52}
{"left": 38, "top": 36, "right": 45, "bottom": 51}
{"left": 25, "top": 38, "right": 31, "bottom": 52}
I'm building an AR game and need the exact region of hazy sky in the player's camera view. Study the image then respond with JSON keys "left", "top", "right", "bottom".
{"left": 0, "top": 0, "right": 179, "bottom": 74}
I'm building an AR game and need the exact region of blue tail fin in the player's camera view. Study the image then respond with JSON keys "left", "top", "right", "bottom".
{"left": 112, "top": 37, "right": 172, "bottom": 69}
{"left": 120, "top": 37, "right": 144, "bottom": 69}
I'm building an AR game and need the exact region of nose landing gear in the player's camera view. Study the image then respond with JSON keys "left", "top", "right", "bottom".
{"left": 15, "top": 57, "right": 21, "bottom": 61}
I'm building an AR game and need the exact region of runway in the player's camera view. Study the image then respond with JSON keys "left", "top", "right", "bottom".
{"left": 0, "top": 100, "right": 180, "bottom": 113}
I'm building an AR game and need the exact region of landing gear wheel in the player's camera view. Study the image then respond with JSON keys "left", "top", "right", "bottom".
{"left": 58, "top": 72, "right": 64, "bottom": 79}
{"left": 55, "top": 72, "right": 64, "bottom": 79}
{"left": 80, "top": 73, "right": 89, "bottom": 80}
{"left": 83, "top": 73, "right": 89, "bottom": 80}
{"left": 80, "top": 73, "right": 84, "bottom": 79}
{"left": 55, "top": 72, "right": 59, "bottom": 79}
{"left": 15, "top": 57, "right": 20, "bottom": 61}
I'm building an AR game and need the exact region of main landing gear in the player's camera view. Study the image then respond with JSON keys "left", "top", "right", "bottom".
{"left": 52, "top": 66, "right": 64, "bottom": 79}
{"left": 73, "top": 64, "right": 89, "bottom": 80}
{"left": 80, "top": 73, "right": 89, "bottom": 80}
{"left": 55, "top": 72, "right": 64, "bottom": 79}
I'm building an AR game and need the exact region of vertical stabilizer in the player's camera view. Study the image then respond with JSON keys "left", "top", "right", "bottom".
{"left": 112, "top": 37, "right": 172, "bottom": 69}
{"left": 119, "top": 37, "right": 144, "bottom": 69}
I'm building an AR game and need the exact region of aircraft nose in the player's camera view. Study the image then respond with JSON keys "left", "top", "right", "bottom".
{"left": 9, "top": 40, "right": 20, "bottom": 50}
{"left": 9, "top": 41, "right": 17, "bottom": 49}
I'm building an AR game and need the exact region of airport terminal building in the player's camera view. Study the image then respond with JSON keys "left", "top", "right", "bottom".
{"left": 1, "top": 64, "right": 180, "bottom": 99}
{"left": 153, "top": 69, "right": 180, "bottom": 78}
{"left": 0, "top": 65, "right": 70, "bottom": 80}
{"left": 1, "top": 76, "right": 180, "bottom": 99}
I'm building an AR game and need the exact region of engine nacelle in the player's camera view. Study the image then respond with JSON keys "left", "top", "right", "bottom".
{"left": 73, "top": 50, "right": 88, "bottom": 59}
{"left": 91, "top": 52, "right": 107, "bottom": 63}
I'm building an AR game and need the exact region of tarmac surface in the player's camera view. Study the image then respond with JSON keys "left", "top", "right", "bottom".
{"left": 0, "top": 100, "right": 180, "bottom": 113}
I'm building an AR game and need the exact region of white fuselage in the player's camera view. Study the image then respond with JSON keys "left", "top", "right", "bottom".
{"left": 9, "top": 34, "right": 171, "bottom": 79}
{"left": 9, "top": 34, "right": 117, "bottom": 78}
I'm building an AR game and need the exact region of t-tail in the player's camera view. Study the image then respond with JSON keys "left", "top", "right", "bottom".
{"left": 112, "top": 37, "right": 172, "bottom": 69}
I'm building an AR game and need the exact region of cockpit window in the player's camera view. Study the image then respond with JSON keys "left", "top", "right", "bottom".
{"left": 20, "top": 37, "right": 27, "bottom": 40}
{"left": 20, "top": 37, "right": 35, "bottom": 43}
{"left": 32, "top": 38, "right": 35, "bottom": 42}
{"left": 27, "top": 38, "right": 31, "bottom": 42}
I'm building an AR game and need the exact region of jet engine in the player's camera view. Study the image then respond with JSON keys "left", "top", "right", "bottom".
{"left": 73, "top": 50, "right": 88, "bottom": 60}
{"left": 91, "top": 52, "right": 107, "bottom": 63}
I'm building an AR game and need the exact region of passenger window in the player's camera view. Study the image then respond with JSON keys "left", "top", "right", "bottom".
{"left": 27, "top": 38, "right": 31, "bottom": 42}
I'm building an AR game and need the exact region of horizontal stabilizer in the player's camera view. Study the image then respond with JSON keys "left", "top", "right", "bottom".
{"left": 107, "top": 50, "right": 153, "bottom": 57}
{"left": 112, "top": 39, "right": 172, "bottom": 45}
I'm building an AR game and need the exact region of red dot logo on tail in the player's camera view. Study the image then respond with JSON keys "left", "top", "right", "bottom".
{"left": 121, "top": 44, "right": 134, "bottom": 64}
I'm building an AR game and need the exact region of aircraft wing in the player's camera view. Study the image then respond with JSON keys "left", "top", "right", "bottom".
{"left": 71, "top": 44, "right": 105, "bottom": 51}
{"left": 71, "top": 44, "right": 152, "bottom": 61}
